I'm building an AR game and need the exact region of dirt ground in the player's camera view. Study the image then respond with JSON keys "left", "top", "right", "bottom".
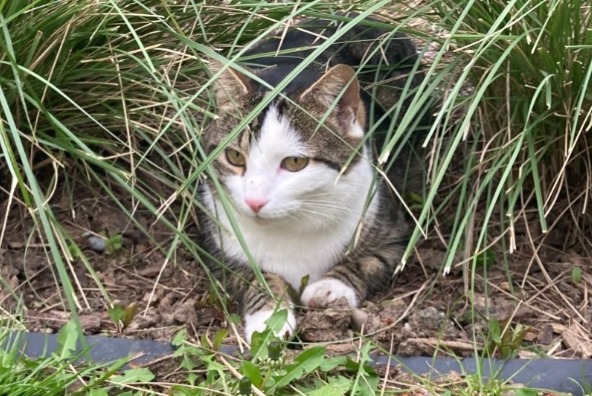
{"left": 1, "top": 180, "right": 591, "bottom": 365}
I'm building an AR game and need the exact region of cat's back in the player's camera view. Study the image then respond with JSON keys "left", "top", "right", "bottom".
{"left": 242, "top": 15, "right": 419, "bottom": 75}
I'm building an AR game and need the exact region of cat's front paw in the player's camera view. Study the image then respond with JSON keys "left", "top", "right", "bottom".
{"left": 301, "top": 278, "right": 358, "bottom": 308}
{"left": 244, "top": 308, "right": 296, "bottom": 344}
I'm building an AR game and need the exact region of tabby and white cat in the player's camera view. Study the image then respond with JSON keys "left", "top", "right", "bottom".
{"left": 200, "top": 16, "right": 425, "bottom": 342}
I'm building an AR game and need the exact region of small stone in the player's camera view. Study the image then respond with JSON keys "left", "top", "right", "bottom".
{"left": 86, "top": 235, "right": 107, "bottom": 253}
{"left": 351, "top": 309, "right": 369, "bottom": 332}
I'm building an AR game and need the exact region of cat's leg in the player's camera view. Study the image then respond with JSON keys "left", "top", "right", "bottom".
{"left": 229, "top": 267, "right": 296, "bottom": 343}
{"left": 300, "top": 244, "right": 403, "bottom": 309}
{"left": 301, "top": 193, "right": 408, "bottom": 309}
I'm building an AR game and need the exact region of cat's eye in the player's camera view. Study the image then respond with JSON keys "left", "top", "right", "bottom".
{"left": 281, "top": 156, "right": 309, "bottom": 172}
{"left": 225, "top": 148, "right": 246, "bottom": 167}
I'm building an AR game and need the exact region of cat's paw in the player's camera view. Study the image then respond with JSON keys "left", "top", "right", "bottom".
{"left": 244, "top": 308, "right": 296, "bottom": 344}
{"left": 301, "top": 278, "right": 358, "bottom": 308}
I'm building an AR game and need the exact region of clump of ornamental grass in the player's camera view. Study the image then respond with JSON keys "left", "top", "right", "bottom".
{"left": 0, "top": 0, "right": 445, "bottom": 318}
{"left": 0, "top": 0, "right": 291, "bottom": 315}
{"left": 1, "top": 0, "right": 208, "bottom": 317}
{"left": 412, "top": 0, "right": 592, "bottom": 271}
{"left": 6, "top": 0, "right": 590, "bottom": 354}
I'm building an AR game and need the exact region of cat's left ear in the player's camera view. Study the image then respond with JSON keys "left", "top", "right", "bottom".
{"left": 207, "top": 59, "right": 253, "bottom": 111}
{"left": 300, "top": 64, "right": 365, "bottom": 138}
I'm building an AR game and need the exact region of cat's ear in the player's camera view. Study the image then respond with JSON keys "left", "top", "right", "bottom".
{"left": 300, "top": 64, "right": 365, "bottom": 137}
{"left": 207, "top": 59, "right": 253, "bottom": 110}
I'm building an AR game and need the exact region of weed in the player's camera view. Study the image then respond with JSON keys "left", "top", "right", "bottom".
{"left": 172, "top": 325, "right": 380, "bottom": 395}
{"left": 108, "top": 302, "right": 139, "bottom": 332}
{"left": 0, "top": 316, "right": 152, "bottom": 395}
{"left": 486, "top": 318, "right": 529, "bottom": 358}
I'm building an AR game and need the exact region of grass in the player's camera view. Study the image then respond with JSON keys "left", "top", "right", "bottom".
{"left": 423, "top": 0, "right": 592, "bottom": 272}
{"left": 0, "top": 315, "right": 154, "bottom": 395}
{"left": 3, "top": 314, "right": 541, "bottom": 395}
{"left": 0, "top": 314, "right": 563, "bottom": 395}
{"left": 0, "top": 0, "right": 591, "bottom": 394}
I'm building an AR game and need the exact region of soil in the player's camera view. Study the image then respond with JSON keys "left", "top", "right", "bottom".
{"left": 1, "top": 179, "right": 591, "bottom": 366}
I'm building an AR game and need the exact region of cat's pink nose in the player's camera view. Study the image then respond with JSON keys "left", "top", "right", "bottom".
{"left": 245, "top": 197, "right": 267, "bottom": 213}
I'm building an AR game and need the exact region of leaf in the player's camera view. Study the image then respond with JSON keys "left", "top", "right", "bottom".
{"left": 120, "top": 302, "right": 138, "bottom": 329}
{"left": 68, "top": 243, "right": 80, "bottom": 258}
{"left": 514, "top": 389, "right": 539, "bottom": 396}
{"left": 56, "top": 320, "right": 78, "bottom": 359}
{"left": 213, "top": 328, "right": 229, "bottom": 351}
{"left": 250, "top": 310, "right": 289, "bottom": 359}
{"left": 265, "top": 309, "right": 288, "bottom": 335}
{"left": 108, "top": 304, "right": 125, "bottom": 324}
{"left": 307, "top": 376, "right": 352, "bottom": 396}
{"left": 344, "top": 357, "right": 376, "bottom": 377}
{"left": 111, "top": 367, "right": 155, "bottom": 384}
{"left": 172, "top": 329, "right": 187, "bottom": 347}
{"left": 229, "top": 313, "right": 242, "bottom": 325}
{"left": 319, "top": 356, "right": 348, "bottom": 372}
{"left": 249, "top": 329, "right": 270, "bottom": 359}
{"left": 185, "top": 372, "right": 198, "bottom": 386}
{"left": 343, "top": 348, "right": 379, "bottom": 396}
{"left": 105, "top": 233, "right": 123, "bottom": 254}
{"left": 267, "top": 346, "right": 326, "bottom": 393}
{"left": 474, "top": 248, "right": 495, "bottom": 267}
{"left": 241, "top": 360, "right": 263, "bottom": 388}
{"left": 488, "top": 318, "right": 501, "bottom": 344}
{"left": 299, "top": 274, "right": 310, "bottom": 295}
{"left": 511, "top": 323, "right": 529, "bottom": 345}
{"left": 572, "top": 267, "right": 582, "bottom": 284}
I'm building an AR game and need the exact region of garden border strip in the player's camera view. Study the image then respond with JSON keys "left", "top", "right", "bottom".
{"left": 3, "top": 331, "right": 591, "bottom": 394}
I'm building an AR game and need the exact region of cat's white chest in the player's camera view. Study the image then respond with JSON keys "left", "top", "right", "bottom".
{"left": 215, "top": 213, "right": 361, "bottom": 290}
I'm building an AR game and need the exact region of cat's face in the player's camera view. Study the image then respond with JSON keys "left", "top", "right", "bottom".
{"left": 204, "top": 63, "right": 371, "bottom": 228}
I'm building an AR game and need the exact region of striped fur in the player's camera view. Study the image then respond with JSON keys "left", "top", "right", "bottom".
{"left": 199, "top": 16, "right": 424, "bottom": 342}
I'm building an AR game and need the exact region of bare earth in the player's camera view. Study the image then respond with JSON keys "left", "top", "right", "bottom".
{"left": 1, "top": 181, "right": 590, "bottom": 366}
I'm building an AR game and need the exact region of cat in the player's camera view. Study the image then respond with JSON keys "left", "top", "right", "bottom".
{"left": 199, "top": 14, "right": 427, "bottom": 343}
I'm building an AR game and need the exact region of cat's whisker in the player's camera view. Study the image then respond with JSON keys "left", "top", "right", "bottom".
{"left": 301, "top": 202, "right": 352, "bottom": 214}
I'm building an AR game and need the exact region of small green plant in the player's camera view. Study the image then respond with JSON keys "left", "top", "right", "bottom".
{"left": 486, "top": 318, "right": 529, "bottom": 358}
{"left": 474, "top": 248, "right": 496, "bottom": 268}
{"left": 0, "top": 318, "right": 151, "bottom": 395}
{"left": 572, "top": 266, "right": 583, "bottom": 284}
{"left": 108, "top": 302, "right": 139, "bottom": 332}
{"left": 104, "top": 233, "right": 124, "bottom": 255}
{"left": 172, "top": 311, "right": 380, "bottom": 395}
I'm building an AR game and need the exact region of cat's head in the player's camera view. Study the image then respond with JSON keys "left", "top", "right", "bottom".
{"left": 203, "top": 61, "right": 373, "bottom": 228}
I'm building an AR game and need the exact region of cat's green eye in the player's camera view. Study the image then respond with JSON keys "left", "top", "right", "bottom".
{"left": 281, "top": 156, "right": 309, "bottom": 172}
{"left": 225, "top": 148, "right": 246, "bottom": 167}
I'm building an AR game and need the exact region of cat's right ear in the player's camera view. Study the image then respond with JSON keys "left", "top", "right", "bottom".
{"left": 299, "top": 64, "right": 365, "bottom": 139}
{"left": 207, "top": 59, "right": 253, "bottom": 110}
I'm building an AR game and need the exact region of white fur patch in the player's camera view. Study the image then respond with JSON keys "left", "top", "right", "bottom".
{"left": 244, "top": 308, "right": 296, "bottom": 344}
{"left": 301, "top": 278, "right": 358, "bottom": 308}
{"left": 348, "top": 119, "right": 364, "bottom": 139}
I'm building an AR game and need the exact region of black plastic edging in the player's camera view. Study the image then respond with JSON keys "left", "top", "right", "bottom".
{"left": 374, "top": 355, "right": 591, "bottom": 395}
{"left": 3, "top": 332, "right": 591, "bottom": 395}
{"left": 3, "top": 331, "right": 175, "bottom": 367}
